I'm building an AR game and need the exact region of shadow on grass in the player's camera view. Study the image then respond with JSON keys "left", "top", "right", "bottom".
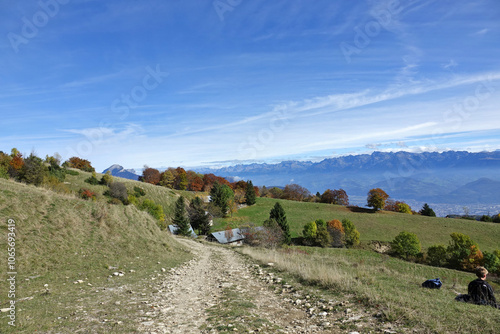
{"left": 347, "top": 206, "right": 377, "bottom": 214}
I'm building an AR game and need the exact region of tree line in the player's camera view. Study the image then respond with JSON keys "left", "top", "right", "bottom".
{"left": 0, "top": 149, "right": 83, "bottom": 189}
{"left": 389, "top": 231, "right": 500, "bottom": 275}
{"left": 140, "top": 166, "right": 259, "bottom": 205}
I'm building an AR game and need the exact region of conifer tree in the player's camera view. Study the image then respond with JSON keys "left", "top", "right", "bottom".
{"left": 173, "top": 196, "right": 191, "bottom": 236}
{"left": 269, "top": 202, "right": 291, "bottom": 244}
{"left": 419, "top": 203, "right": 436, "bottom": 217}
{"left": 189, "top": 197, "right": 211, "bottom": 235}
{"left": 245, "top": 180, "right": 256, "bottom": 205}
{"left": 210, "top": 182, "right": 234, "bottom": 216}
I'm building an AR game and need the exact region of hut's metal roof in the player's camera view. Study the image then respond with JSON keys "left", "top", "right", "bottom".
{"left": 209, "top": 228, "right": 245, "bottom": 244}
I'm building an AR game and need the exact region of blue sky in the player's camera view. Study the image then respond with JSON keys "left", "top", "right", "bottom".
{"left": 1, "top": 0, "right": 500, "bottom": 172}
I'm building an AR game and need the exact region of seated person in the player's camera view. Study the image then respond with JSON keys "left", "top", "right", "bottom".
{"left": 459, "top": 266, "right": 498, "bottom": 308}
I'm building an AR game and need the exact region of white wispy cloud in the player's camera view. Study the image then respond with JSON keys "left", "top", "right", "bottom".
{"left": 474, "top": 28, "right": 489, "bottom": 35}
{"left": 60, "top": 71, "right": 128, "bottom": 89}
{"left": 442, "top": 59, "right": 458, "bottom": 70}
{"left": 63, "top": 124, "right": 145, "bottom": 142}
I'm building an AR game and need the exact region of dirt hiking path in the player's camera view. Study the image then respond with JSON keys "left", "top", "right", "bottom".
{"left": 137, "top": 239, "right": 344, "bottom": 333}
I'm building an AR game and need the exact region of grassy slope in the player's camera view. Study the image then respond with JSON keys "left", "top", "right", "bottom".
{"left": 0, "top": 177, "right": 191, "bottom": 333}
{"left": 63, "top": 170, "right": 199, "bottom": 219}
{"left": 216, "top": 197, "right": 500, "bottom": 251}
{"left": 240, "top": 246, "right": 500, "bottom": 333}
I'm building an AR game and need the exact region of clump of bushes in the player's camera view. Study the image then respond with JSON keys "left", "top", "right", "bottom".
{"left": 85, "top": 171, "right": 113, "bottom": 186}
{"left": 302, "top": 219, "right": 331, "bottom": 247}
{"left": 391, "top": 231, "right": 500, "bottom": 274}
{"left": 241, "top": 221, "right": 284, "bottom": 248}
{"left": 384, "top": 199, "right": 412, "bottom": 214}
{"left": 0, "top": 165, "right": 8, "bottom": 179}
{"left": 342, "top": 218, "right": 360, "bottom": 247}
{"left": 483, "top": 250, "right": 500, "bottom": 273}
{"left": 109, "top": 182, "right": 128, "bottom": 202}
{"left": 302, "top": 218, "right": 359, "bottom": 248}
{"left": 85, "top": 172, "right": 100, "bottom": 185}
{"left": 103, "top": 181, "right": 129, "bottom": 205}
{"left": 133, "top": 186, "right": 146, "bottom": 197}
{"left": 390, "top": 231, "right": 421, "bottom": 260}
{"left": 100, "top": 172, "right": 113, "bottom": 186}
{"left": 426, "top": 244, "right": 447, "bottom": 267}
{"left": 138, "top": 199, "right": 166, "bottom": 230}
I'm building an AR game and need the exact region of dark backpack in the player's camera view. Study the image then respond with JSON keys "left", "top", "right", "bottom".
{"left": 422, "top": 278, "right": 442, "bottom": 289}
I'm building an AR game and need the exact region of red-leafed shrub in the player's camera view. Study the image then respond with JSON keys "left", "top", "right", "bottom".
{"left": 79, "top": 188, "right": 96, "bottom": 200}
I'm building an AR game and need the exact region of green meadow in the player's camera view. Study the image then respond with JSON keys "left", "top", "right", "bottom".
{"left": 216, "top": 197, "right": 500, "bottom": 251}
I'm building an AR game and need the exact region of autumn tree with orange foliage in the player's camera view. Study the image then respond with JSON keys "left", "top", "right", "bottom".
{"left": 367, "top": 188, "right": 389, "bottom": 211}
{"left": 8, "top": 152, "right": 24, "bottom": 178}
{"left": 142, "top": 167, "right": 160, "bottom": 185}
{"left": 64, "top": 156, "right": 95, "bottom": 172}
{"left": 202, "top": 173, "right": 230, "bottom": 192}
{"left": 187, "top": 171, "right": 204, "bottom": 192}
{"left": 327, "top": 219, "right": 345, "bottom": 247}
{"left": 202, "top": 173, "right": 218, "bottom": 191}
{"left": 462, "top": 245, "right": 484, "bottom": 271}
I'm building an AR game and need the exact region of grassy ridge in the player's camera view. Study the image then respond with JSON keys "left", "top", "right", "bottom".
{"left": 0, "top": 178, "right": 191, "bottom": 332}
{"left": 217, "top": 197, "right": 500, "bottom": 251}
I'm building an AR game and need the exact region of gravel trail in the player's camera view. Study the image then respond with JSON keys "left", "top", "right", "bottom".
{"left": 138, "top": 239, "right": 341, "bottom": 333}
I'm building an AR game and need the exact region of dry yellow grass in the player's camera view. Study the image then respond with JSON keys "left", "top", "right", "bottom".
{"left": 0, "top": 177, "right": 191, "bottom": 333}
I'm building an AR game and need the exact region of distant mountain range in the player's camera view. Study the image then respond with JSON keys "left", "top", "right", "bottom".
{"left": 102, "top": 164, "right": 139, "bottom": 181}
{"left": 196, "top": 150, "right": 500, "bottom": 215}
{"left": 103, "top": 150, "right": 500, "bottom": 216}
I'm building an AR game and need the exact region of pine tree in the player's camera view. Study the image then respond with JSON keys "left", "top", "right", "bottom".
{"left": 189, "top": 197, "right": 211, "bottom": 235}
{"left": 245, "top": 180, "right": 256, "bottom": 205}
{"left": 419, "top": 203, "right": 436, "bottom": 217}
{"left": 173, "top": 196, "right": 191, "bottom": 236}
{"left": 269, "top": 202, "right": 291, "bottom": 244}
{"left": 210, "top": 182, "right": 234, "bottom": 216}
